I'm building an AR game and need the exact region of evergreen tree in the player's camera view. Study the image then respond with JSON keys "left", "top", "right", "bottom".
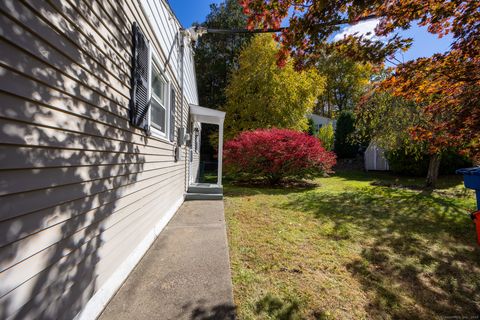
{"left": 194, "top": 0, "right": 252, "bottom": 110}
{"left": 334, "top": 111, "right": 358, "bottom": 158}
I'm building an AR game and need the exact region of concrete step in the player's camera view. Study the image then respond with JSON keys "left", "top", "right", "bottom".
{"left": 185, "top": 193, "right": 223, "bottom": 201}
{"left": 187, "top": 184, "right": 223, "bottom": 195}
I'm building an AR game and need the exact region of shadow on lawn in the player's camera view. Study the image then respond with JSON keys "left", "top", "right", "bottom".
{"left": 284, "top": 186, "right": 480, "bottom": 318}
{"left": 179, "top": 300, "right": 236, "bottom": 320}
{"left": 334, "top": 170, "right": 464, "bottom": 190}
{"left": 254, "top": 293, "right": 333, "bottom": 320}
{"left": 224, "top": 183, "right": 318, "bottom": 198}
{"left": 254, "top": 294, "right": 302, "bottom": 320}
{"left": 224, "top": 170, "right": 465, "bottom": 200}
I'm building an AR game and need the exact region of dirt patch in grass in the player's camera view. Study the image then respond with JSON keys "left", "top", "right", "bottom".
{"left": 225, "top": 177, "right": 320, "bottom": 189}
{"left": 224, "top": 170, "right": 479, "bottom": 319}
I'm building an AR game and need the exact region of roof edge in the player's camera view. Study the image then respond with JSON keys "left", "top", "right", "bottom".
{"left": 162, "top": 0, "right": 185, "bottom": 29}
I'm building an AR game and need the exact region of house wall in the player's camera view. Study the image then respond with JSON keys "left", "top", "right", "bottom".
{"left": 308, "top": 114, "right": 336, "bottom": 134}
{"left": 189, "top": 121, "right": 201, "bottom": 184}
{"left": 0, "top": 0, "right": 197, "bottom": 319}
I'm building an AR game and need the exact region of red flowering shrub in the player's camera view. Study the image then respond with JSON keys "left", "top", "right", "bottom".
{"left": 224, "top": 128, "right": 336, "bottom": 184}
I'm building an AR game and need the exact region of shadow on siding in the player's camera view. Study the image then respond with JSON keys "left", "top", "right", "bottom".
{"left": 0, "top": 0, "right": 151, "bottom": 318}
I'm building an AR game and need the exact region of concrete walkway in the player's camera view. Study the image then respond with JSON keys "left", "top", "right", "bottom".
{"left": 99, "top": 200, "right": 235, "bottom": 320}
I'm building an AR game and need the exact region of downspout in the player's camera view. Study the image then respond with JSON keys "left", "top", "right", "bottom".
{"left": 178, "top": 28, "right": 187, "bottom": 191}
{"left": 179, "top": 29, "right": 185, "bottom": 141}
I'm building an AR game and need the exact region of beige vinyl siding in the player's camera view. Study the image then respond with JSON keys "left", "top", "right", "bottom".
{"left": 191, "top": 149, "right": 201, "bottom": 184}
{"left": 0, "top": 0, "right": 197, "bottom": 318}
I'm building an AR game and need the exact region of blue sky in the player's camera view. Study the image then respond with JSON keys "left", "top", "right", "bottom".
{"left": 168, "top": 0, "right": 453, "bottom": 62}
{"left": 168, "top": 0, "right": 222, "bottom": 27}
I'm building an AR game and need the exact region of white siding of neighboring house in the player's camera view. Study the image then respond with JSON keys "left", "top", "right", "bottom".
{"left": 308, "top": 114, "right": 337, "bottom": 134}
{"left": 0, "top": 0, "right": 198, "bottom": 319}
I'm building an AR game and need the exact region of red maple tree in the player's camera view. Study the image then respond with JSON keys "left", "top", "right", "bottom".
{"left": 224, "top": 128, "right": 336, "bottom": 184}
{"left": 240, "top": 0, "right": 480, "bottom": 185}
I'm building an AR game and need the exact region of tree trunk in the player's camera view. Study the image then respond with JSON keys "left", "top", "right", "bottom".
{"left": 267, "top": 175, "right": 282, "bottom": 185}
{"left": 426, "top": 153, "right": 441, "bottom": 188}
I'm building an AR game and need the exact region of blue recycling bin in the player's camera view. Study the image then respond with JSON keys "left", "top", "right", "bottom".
{"left": 457, "top": 167, "right": 480, "bottom": 210}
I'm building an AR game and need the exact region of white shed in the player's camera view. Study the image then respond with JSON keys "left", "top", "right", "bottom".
{"left": 365, "top": 142, "right": 390, "bottom": 171}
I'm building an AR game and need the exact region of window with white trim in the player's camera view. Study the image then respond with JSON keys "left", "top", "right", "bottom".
{"left": 149, "top": 52, "right": 169, "bottom": 139}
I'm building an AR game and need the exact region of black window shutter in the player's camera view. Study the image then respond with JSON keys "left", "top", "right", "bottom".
{"left": 129, "top": 22, "right": 150, "bottom": 134}
{"left": 169, "top": 88, "right": 176, "bottom": 142}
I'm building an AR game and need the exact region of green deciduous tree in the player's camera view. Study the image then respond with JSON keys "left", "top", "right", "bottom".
{"left": 355, "top": 90, "right": 425, "bottom": 155}
{"left": 356, "top": 89, "right": 472, "bottom": 185}
{"left": 223, "top": 34, "right": 324, "bottom": 139}
{"left": 316, "top": 53, "right": 373, "bottom": 118}
{"left": 194, "top": 0, "right": 252, "bottom": 110}
{"left": 318, "top": 123, "right": 334, "bottom": 151}
{"left": 355, "top": 90, "right": 429, "bottom": 174}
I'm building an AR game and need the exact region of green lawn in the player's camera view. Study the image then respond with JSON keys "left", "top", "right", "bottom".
{"left": 224, "top": 170, "right": 480, "bottom": 319}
